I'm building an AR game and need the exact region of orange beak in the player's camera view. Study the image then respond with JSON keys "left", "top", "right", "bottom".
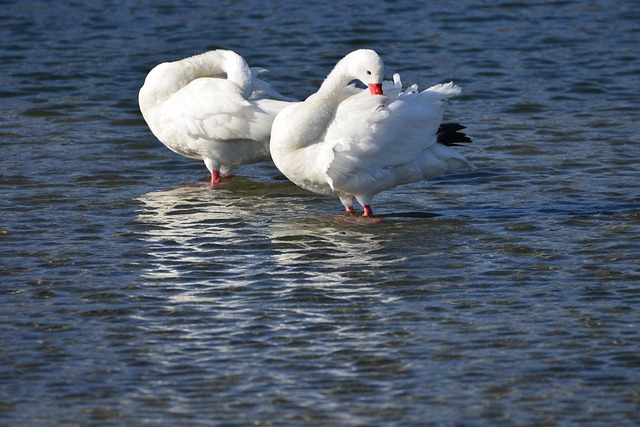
{"left": 368, "top": 83, "right": 383, "bottom": 95}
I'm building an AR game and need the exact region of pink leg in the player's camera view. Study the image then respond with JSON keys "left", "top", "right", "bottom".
{"left": 210, "top": 170, "right": 221, "bottom": 185}
{"left": 363, "top": 205, "right": 374, "bottom": 217}
{"left": 345, "top": 206, "right": 355, "bottom": 213}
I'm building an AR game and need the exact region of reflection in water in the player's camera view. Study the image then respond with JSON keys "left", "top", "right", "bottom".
{"left": 267, "top": 219, "right": 401, "bottom": 293}
{"left": 136, "top": 185, "right": 249, "bottom": 282}
{"left": 136, "top": 182, "right": 401, "bottom": 290}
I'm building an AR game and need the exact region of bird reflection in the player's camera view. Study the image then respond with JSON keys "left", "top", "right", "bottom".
{"left": 136, "top": 183, "right": 261, "bottom": 283}
{"left": 267, "top": 220, "right": 399, "bottom": 290}
{"left": 135, "top": 181, "right": 401, "bottom": 289}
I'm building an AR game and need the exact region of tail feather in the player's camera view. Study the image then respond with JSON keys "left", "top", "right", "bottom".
{"left": 437, "top": 123, "right": 472, "bottom": 147}
{"left": 424, "top": 81, "right": 462, "bottom": 98}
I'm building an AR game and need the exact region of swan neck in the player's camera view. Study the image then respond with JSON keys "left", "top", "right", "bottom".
{"left": 196, "top": 50, "right": 253, "bottom": 98}
{"left": 141, "top": 50, "right": 253, "bottom": 108}
{"left": 271, "top": 56, "right": 356, "bottom": 155}
{"left": 316, "top": 61, "right": 352, "bottom": 104}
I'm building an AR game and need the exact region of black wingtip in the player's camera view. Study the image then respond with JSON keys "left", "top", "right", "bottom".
{"left": 437, "top": 123, "right": 473, "bottom": 147}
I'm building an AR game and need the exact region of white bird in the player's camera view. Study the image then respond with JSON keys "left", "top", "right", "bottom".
{"left": 270, "top": 49, "right": 474, "bottom": 217}
{"left": 139, "top": 49, "right": 295, "bottom": 185}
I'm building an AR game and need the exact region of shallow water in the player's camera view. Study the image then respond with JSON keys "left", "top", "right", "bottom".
{"left": 1, "top": 0, "right": 639, "bottom": 426}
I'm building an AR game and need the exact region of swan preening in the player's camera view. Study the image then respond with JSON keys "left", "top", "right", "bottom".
{"left": 270, "top": 49, "right": 474, "bottom": 217}
{"left": 140, "top": 49, "right": 473, "bottom": 216}
{"left": 139, "top": 49, "right": 295, "bottom": 185}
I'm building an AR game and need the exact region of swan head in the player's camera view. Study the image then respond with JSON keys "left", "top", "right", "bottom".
{"left": 343, "top": 49, "right": 385, "bottom": 95}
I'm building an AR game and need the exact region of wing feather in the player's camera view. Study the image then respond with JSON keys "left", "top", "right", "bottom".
{"left": 324, "top": 83, "right": 461, "bottom": 188}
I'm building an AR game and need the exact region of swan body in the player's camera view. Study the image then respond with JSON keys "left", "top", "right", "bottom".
{"left": 270, "top": 49, "right": 474, "bottom": 216}
{"left": 139, "top": 50, "right": 295, "bottom": 184}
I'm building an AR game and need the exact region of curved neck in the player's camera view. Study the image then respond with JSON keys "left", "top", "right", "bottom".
{"left": 188, "top": 50, "right": 253, "bottom": 98}
{"left": 313, "top": 59, "right": 353, "bottom": 107}
{"left": 275, "top": 59, "right": 358, "bottom": 153}
{"left": 141, "top": 50, "right": 254, "bottom": 109}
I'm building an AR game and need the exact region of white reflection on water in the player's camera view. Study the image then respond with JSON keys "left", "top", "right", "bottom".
{"left": 135, "top": 182, "right": 403, "bottom": 290}
{"left": 136, "top": 185, "right": 253, "bottom": 283}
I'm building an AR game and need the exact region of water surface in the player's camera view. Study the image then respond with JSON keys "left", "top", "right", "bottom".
{"left": 1, "top": 1, "right": 639, "bottom": 426}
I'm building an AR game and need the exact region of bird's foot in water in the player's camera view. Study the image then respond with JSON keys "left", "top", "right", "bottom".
{"left": 331, "top": 205, "right": 382, "bottom": 224}
{"left": 210, "top": 171, "right": 222, "bottom": 185}
{"left": 363, "top": 205, "right": 374, "bottom": 217}
{"left": 208, "top": 171, "right": 235, "bottom": 186}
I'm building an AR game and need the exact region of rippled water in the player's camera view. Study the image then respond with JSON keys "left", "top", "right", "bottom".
{"left": 2, "top": 0, "right": 639, "bottom": 425}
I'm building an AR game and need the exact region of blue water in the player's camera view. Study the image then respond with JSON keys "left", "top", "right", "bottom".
{"left": 1, "top": 1, "right": 639, "bottom": 426}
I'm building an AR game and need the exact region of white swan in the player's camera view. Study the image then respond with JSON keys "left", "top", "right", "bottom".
{"left": 139, "top": 50, "right": 295, "bottom": 185}
{"left": 270, "top": 49, "right": 474, "bottom": 217}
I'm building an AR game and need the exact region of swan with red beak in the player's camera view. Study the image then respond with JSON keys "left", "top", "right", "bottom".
{"left": 270, "top": 49, "right": 474, "bottom": 218}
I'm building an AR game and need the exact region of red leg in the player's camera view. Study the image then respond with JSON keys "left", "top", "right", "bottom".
{"left": 210, "top": 170, "right": 221, "bottom": 185}
{"left": 345, "top": 206, "right": 355, "bottom": 214}
{"left": 363, "top": 205, "right": 374, "bottom": 217}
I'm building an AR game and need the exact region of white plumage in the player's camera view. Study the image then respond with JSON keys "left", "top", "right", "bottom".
{"left": 139, "top": 50, "right": 295, "bottom": 184}
{"left": 270, "top": 49, "right": 474, "bottom": 217}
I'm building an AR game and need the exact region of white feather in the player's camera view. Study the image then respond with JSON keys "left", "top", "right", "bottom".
{"left": 270, "top": 49, "right": 474, "bottom": 215}
{"left": 139, "top": 50, "right": 295, "bottom": 181}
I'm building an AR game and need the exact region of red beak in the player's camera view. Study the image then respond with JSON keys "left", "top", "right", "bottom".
{"left": 368, "top": 83, "right": 383, "bottom": 95}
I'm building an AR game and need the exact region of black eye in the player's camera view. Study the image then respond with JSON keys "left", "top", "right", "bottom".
{"left": 366, "top": 71, "right": 372, "bottom": 75}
